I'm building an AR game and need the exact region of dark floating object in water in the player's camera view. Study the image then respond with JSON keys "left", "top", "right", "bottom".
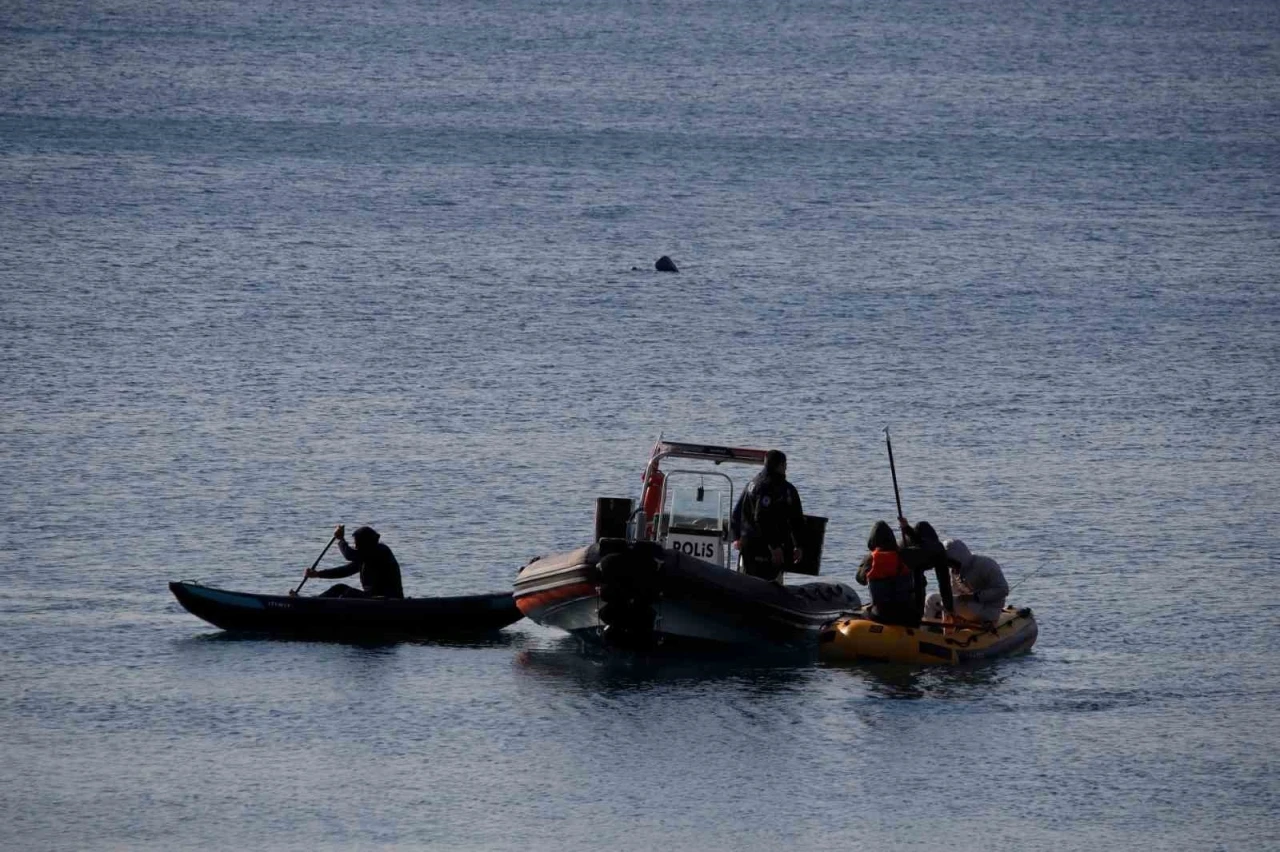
{"left": 655, "top": 255, "right": 679, "bottom": 272}
{"left": 168, "top": 580, "right": 523, "bottom": 639}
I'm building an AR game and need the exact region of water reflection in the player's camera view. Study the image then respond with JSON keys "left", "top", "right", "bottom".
{"left": 825, "top": 658, "right": 1012, "bottom": 700}
{"left": 513, "top": 638, "right": 814, "bottom": 696}
{"left": 515, "top": 635, "right": 1032, "bottom": 703}
{"left": 174, "top": 630, "right": 524, "bottom": 651}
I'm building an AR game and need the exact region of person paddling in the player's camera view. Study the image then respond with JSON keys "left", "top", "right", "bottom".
{"left": 306, "top": 524, "right": 404, "bottom": 599}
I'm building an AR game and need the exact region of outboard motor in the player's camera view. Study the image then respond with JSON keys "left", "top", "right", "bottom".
{"left": 597, "top": 543, "right": 665, "bottom": 650}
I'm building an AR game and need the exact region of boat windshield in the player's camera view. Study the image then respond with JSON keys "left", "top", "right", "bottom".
{"left": 668, "top": 484, "right": 729, "bottom": 533}
{"left": 655, "top": 471, "right": 735, "bottom": 568}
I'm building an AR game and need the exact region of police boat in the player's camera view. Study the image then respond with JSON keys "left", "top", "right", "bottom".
{"left": 512, "top": 439, "right": 861, "bottom": 651}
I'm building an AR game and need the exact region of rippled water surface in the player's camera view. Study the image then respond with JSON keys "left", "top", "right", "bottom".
{"left": 2, "top": 1, "right": 1278, "bottom": 850}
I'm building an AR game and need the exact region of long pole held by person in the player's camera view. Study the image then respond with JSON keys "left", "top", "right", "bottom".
{"left": 884, "top": 426, "right": 904, "bottom": 524}
{"left": 291, "top": 527, "right": 340, "bottom": 596}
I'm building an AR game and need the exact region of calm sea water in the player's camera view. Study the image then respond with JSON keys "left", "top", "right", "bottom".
{"left": 3, "top": 1, "right": 1278, "bottom": 850}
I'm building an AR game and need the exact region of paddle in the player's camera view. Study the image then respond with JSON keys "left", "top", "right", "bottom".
{"left": 884, "top": 426, "right": 904, "bottom": 524}
{"left": 290, "top": 530, "right": 339, "bottom": 596}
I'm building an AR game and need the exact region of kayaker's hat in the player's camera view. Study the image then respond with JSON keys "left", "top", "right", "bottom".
{"left": 352, "top": 526, "right": 380, "bottom": 544}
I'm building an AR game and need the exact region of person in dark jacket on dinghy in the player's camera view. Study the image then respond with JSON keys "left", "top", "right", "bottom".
{"left": 897, "top": 517, "right": 954, "bottom": 622}
{"left": 855, "top": 520, "right": 918, "bottom": 626}
{"left": 731, "top": 449, "right": 805, "bottom": 583}
{"left": 307, "top": 525, "right": 405, "bottom": 599}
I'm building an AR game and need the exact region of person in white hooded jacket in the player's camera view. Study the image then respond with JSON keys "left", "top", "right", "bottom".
{"left": 924, "top": 538, "right": 1009, "bottom": 624}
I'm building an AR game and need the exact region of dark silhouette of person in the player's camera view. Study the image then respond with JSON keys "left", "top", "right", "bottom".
{"left": 731, "top": 450, "right": 805, "bottom": 583}
{"left": 308, "top": 524, "right": 404, "bottom": 598}
{"left": 898, "top": 517, "right": 954, "bottom": 622}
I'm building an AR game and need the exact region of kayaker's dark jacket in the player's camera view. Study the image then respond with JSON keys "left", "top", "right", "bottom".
{"left": 731, "top": 469, "right": 805, "bottom": 557}
{"left": 856, "top": 521, "right": 918, "bottom": 626}
{"left": 900, "top": 521, "right": 954, "bottom": 616}
{"left": 315, "top": 538, "right": 404, "bottom": 599}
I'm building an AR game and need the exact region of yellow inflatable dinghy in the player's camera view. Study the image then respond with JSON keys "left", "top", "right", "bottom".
{"left": 819, "top": 606, "right": 1038, "bottom": 665}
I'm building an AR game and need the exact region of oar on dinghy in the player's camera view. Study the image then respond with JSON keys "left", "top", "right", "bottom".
{"left": 290, "top": 527, "right": 340, "bottom": 596}
{"left": 884, "top": 426, "right": 905, "bottom": 526}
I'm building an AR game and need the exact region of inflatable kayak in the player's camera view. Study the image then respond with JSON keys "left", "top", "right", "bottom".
{"left": 819, "top": 606, "right": 1038, "bottom": 665}
{"left": 169, "top": 580, "right": 524, "bottom": 639}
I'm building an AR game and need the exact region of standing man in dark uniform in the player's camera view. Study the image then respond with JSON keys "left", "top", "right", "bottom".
{"left": 307, "top": 524, "right": 405, "bottom": 598}
{"left": 731, "top": 449, "right": 806, "bottom": 583}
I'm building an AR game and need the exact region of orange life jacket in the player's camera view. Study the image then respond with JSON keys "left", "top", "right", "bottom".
{"left": 867, "top": 548, "right": 909, "bottom": 580}
{"left": 866, "top": 548, "right": 917, "bottom": 625}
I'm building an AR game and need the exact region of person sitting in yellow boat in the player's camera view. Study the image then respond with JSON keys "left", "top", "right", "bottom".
{"left": 855, "top": 520, "right": 919, "bottom": 626}
{"left": 898, "top": 517, "right": 954, "bottom": 622}
{"left": 923, "top": 538, "right": 1008, "bottom": 625}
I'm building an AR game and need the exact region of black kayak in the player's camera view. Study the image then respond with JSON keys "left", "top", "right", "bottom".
{"left": 169, "top": 581, "right": 524, "bottom": 639}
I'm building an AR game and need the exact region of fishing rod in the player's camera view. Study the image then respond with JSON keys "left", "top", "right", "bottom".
{"left": 1006, "top": 563, "right": 1050, "bottom": 596}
